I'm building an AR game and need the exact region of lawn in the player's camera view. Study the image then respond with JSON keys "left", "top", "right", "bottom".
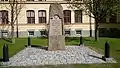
{"left": 0, "top": 37, "right": 48, "bottom": 58}
{"left": 0, "top": 37, "right": 120, "bottom": 68}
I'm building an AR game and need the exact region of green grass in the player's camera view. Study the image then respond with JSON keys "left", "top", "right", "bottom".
{"left": 0, "top": 37, "right": 120, "bottom": 67}
{"left": 0, "top": 37, "right": 48, "bottom": 58}
{"left": 1, "top": 63, "right": 120, "bottom": 68}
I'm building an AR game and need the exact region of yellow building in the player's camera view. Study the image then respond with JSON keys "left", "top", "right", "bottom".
{"left": 0, "top": 0, "right": 119, "bottom": 38}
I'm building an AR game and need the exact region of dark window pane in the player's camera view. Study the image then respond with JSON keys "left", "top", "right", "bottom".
{"left": 76, "top": 30, "right": 81, "bottom": 34}
{"left": 0, "top": 10, "right": 8, "bottom": 24}
{"left": 65, "top": 0, "right": 71, "bottom": 1}
{"left": 27, "top": 10, "right": 35, "bottom": 24}
{"left": 27, "top": 18, "right": 31, "bottom": 24}
{"left": 110, "top": 15, "right": 117, "bottom": 23}
{"left": 75, "top": 0, "right": 82, "bottom": 1}
{"left": 28, "top": 31, "right": 34, "bottom": 36}
{"left": 99, "top": 18, "right": 106, "bottom": 23}
{"left": 65, "top": 31, "right": 70, "bottom": 35}
{"left": 40, "top": 31, "right": 46, "bottom": 36}
{"left": 27, "top": 0, "right": 34, "bottom": 1}
{"left": 38, "top": 10, "right": 46, "bottom": 23}
{"left": 1, "top": 0, "right": 8, "bottom": 1}
{"left": 63, "top": 10, "right": 71, "bottom": 24}
{"left": 75, "top": 10, "right": 82, "bottom": 23}
{"left": 32, "top": 17, "right": 35, "bottom": 24}
{"left": 1, "top": 31, "right": 8, "bottom": 38}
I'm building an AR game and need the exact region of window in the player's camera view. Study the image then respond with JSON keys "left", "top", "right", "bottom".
{"left": 99, "top": 18, "right": 106, "bottom": 23}
{"left": 0, "top": 10, "right": 8, "bottom": 24}
{"left": 38, "top": 10, "right": 46, "bottom": 23}
{"left": 40, "top": 31, "right": 46, "bottom": 36}
{"left": 75, "top": 10, "right": 82, "bottom": 23}
{"left": 75, "top": 0, "right": 82, "bottom": 1}
{"left": 27, "top": 10, "right": 35, "bottom": 24}
{"left": 76, "top": 30, "right": 81, "bottom": 34}
{"left": 1, "top": 30, "right": 8, "bottom": 38}
{"left": 27, "top": 0, "right": 34, "bottom": 1}
{"left": 65, "top": 0, "right": 71, "bottom": 1}
{"left": 38, "top": 0, "right": 46, "bottom": 1}
{"left": 65, "top": 30, "right": 70, "bottom": 35}
{"left": 0, "top": 0, "right": 8, "bottom": 1}
{"left": 63, "top": 10, "right": 71, "bottom": 24}
{"left": 28, "top": 31, "right": 34, "bottom": 36}
{"left": 109, "top": 15, "right": 117, "bottom": 23}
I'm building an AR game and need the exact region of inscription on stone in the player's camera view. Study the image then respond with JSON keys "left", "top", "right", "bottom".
{"left": 49, "top": 15, "right": 62, "bottom": 35}
{"left": 48, "top": 3, "right": 65, "bottom": 51}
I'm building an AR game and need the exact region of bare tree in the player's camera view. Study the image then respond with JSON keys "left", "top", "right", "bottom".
{"left": 70, "top": 0, "right": 120, "bottom": 41}
{"left": 0, "top": 0, "right": 24, "bottom": 43}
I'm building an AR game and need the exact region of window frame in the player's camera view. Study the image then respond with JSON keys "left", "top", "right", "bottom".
{"left": 38, "top": 10, "right": 46, "bottom": 23}
{"left": 40, "top": 30, "right": 46, "bottom": 36}
{"left": 65, "top": 0, "right": 71, "bottom": 1}
{"left": 76, "top": 30, "right": 82, "bottom": 35}
{"left": 26, "top": 10, "right": 35, "bottom": 24}
{"left": 65, "top": 30, "right": 70, "bottom": 35}
{"left": 26, "top": 0, "right": 34, "bottom": 1}
{"left": 28, "top": 31, "right": 34, "bottom": 37}
{"left": 63, "top": 10, "right": 71, "bottom": 24}
{"left": 109, "top": 14, "right": 117, "bottom": 23}
{"left": 0, "top": 10, "right": 8, "bottom": 24}
{"left": 1, "top": 30, "right": 8, "bottom": 38}
{"left": 0, "top": 0, "right": 8, "bottom": 1}
{"left": 75, "top": 10, "right": 82, "bottom": 23}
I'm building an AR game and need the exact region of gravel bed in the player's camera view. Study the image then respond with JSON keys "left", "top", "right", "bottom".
{"left": 2, "top": 45, "right": 115, "bottom": 66}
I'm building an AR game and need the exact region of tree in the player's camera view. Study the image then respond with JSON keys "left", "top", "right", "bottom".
{"left": 70, "top": 0, "right": 120, "bottom": 41}
{"left": 0, "top": 0, "right": 24, "bottom": 43}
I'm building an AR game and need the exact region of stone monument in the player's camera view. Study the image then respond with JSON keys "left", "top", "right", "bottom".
{"left": 48, "top": 3, "right": 65, "bottom": 51}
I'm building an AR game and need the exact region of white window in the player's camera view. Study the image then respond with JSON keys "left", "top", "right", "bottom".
{"left": 27, "top": 10, "right": 35, "bottom": 24}
{"left": 38, "top": 10, "right": 46, "bottom": 23}
{"left": 65, "top": 30, "right": 70, "bottom": 35}
{"left": 76, "top": 30, "right": 81, "bottom": 34}
{"left": 1, "top": 30, "right": 8, "bottom": 37}
{"left": 28, "top": 31, "right": 34, "bottom": 36}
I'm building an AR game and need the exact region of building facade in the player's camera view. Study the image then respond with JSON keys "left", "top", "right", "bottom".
{"left": 0, "top": 0, "right": 120, "bottom": 38}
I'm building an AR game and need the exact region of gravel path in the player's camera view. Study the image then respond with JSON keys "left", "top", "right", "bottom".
{"left": 2, "top": 45, "right": 108, "bottom": 66}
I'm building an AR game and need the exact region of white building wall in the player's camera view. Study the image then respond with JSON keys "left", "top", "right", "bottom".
{"left": 71, "top": 10, "right": 74, "bottom": 24}
{"left": 0, "top": 2, "right": 96, "bottom": 37}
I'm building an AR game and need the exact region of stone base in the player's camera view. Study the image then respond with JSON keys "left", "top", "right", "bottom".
{"left": 105, "top": 58, "right": 116, "bottom": 63}
{"left": 102, "top": 56, "right": 116, "bottom": 63}
{"left": 48, "top": 35, "right": 65, "bottom": 51}
{"left": 79, "top": 44, "right": 84, "bottom": 46}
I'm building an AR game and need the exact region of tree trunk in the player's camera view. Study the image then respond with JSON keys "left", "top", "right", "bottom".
{"left": 16, "top": 2, "right": 19, "bottom": 38}
{"left": 11, "top": 22, "right": 15, "bottom": 43}
{"left": 11, "top": 3, "right": 15, "bottom": 43}
{"left": 95, "top": 19, "right": 98, "bottom": 41}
